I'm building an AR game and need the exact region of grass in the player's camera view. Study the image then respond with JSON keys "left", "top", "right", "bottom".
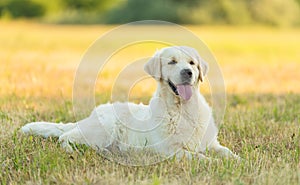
{"left": 0, "top": 21, "right": 300, "bottom": 184}
{"left": 1, "top": 94, "right": 299, "bottom": 184}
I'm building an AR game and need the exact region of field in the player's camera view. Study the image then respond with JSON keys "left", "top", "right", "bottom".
{"left": 0, "top": 21, "right": 299, "bottom": 184}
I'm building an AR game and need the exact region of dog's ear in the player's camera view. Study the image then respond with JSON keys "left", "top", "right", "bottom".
{"left": 144, "top": 50, "right": 162, "bottom": 80}
{"left": 198, "top": 59, "right": 209, "bottom": 82}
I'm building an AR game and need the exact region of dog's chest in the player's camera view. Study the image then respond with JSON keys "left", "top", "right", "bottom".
{"left": 162, "top": 99, "right": 211, "bottom": 148}
{"left": 163, "top": 107, "right": 200, "bottom": 136}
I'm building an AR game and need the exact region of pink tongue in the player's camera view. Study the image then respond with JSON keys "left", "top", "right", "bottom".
{"left": 176, "top": 85, "right": 192, "bottom": 101}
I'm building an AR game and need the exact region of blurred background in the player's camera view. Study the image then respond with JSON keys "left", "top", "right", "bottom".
{"left": 0, "top": 0, "right": 300, "bottom": 100}
{"left": 1, "top": 0, "right": 300, "bottom": 26}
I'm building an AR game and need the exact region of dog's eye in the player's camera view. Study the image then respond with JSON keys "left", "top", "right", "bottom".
{"left": 168, "top": 60, "right": 177, "bottom": 65}
{"left": 189, "top": 61, "right": 195, "bottom": 65}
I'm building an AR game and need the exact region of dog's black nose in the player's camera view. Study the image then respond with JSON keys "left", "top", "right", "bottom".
{"left": 180, "top": 69, "right": 193, "bottom": 78}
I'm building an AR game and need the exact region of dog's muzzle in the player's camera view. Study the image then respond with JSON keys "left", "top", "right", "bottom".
{"left": 180, "top": 69, "right": 193, "bottom": 84}
{"left": 168, "top": 79, "right": 193, "bottom": 101}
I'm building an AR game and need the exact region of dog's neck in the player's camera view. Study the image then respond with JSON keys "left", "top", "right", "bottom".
{"left": 153, "top": 81, "right": 201, "bottom": 114}
{"left": 150, "top": 80, "right": 211, "bottom": 134}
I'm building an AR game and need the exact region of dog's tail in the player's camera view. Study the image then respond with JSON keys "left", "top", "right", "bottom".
{"left": 21, "top": 122, "right": 77, "bottom": 138}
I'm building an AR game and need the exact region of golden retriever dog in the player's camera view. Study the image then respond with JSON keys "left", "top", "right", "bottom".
{"left": 22, "top": 46, "right": 238, "bottom": 160}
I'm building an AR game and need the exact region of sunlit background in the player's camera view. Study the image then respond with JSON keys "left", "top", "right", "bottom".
{"left": 1, "top": 1, "right": 299, "bottom": 134}
{"left": 1, "top": 0, "right": 300, "bottom": 100}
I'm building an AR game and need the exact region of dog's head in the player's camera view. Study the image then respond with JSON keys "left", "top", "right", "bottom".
{"left": 144, "top": 46, "right": 208, "bottom": 101}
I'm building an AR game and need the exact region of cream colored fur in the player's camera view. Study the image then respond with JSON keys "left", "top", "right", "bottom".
{"left": 21, "top": 46, "right": 238, "bottom": 160}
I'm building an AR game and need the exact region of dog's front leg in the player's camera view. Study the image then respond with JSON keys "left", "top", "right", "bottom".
{"left": 209, "top": 139, "right": 240, "bottom": 159}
